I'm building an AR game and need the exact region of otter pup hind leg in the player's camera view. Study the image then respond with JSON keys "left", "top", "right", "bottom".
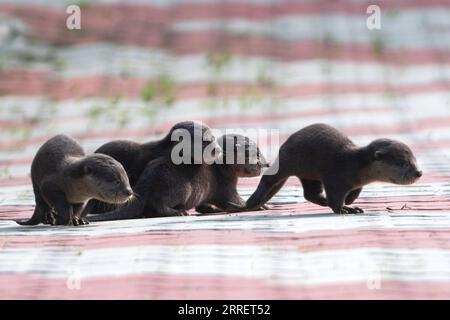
{"left": 301, "top": 179, "right": 328, "bottom": 206}
{"left": 345, "top": 188, "right": 363, "bottom": 206}
{"left": 17, "top": 184, "right": 74, "bottom": 225}
{"left": 41, "top": 182, "right": 74, "bottom": 225}
{"left": 46, "top": 197, "right": 74, "bottom": 225}
{"left": 42, "top": 202, "right": 85, "bottom": 226}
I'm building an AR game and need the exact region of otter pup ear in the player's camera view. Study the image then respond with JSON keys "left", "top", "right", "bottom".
{"left": 374, "top": 149, "right": 387, "bottom": 160}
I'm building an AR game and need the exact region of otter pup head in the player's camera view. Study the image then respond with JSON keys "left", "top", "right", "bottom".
{"left": 368, "top": 139, "right": 422, "bottom": 185}
{"left": 70, "top": 154, "right": 133, "bottom": 203}
{"left": 169, "top": 121, "right": 222, "bottom": 164}
{"left": 218, "top": 134, "right": 269, "bottom": 177}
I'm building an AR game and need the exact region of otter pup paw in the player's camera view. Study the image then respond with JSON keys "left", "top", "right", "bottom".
{"left": 43, "top": 211, "right": 57, "bottom": 225}
{"left": 340, "top": 206, "right": 364, "bottom": 214}
{"left": 72, "top": 217, "right": 81, "bottom": 226}
{"left": 78, "top": 217, "right": 90, "bottom": 225}
{"left": 353, "top": 207, "right": 364, "bottom": 214}
{"left": 71, "top": 217, "right": 89, "bottom": 226}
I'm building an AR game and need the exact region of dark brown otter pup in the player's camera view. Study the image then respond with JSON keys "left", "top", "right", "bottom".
{"left": 15, "top": 134, "right": 133, "bottom": 226}
{"left": 195, "top": 134, "right": 269, "bottom": 214}
{"left": 237, "top": 123, "right": 422, "bottom": 214}
{"left": 84, "top": 121, "right": 220, "bottom": 215}
{"left": 88, "top": 134, "right": 268, "bottom": 221}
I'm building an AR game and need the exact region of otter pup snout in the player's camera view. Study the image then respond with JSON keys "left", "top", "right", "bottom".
{"left": 77, "top": 154, "right": 133, "bottom": 204}
{"left": 114, "top": 185, "right": 134, "bottom": 202}
{"left": 217, "top": 134, "right": 269, "bottom": 177}
{"left": 123, "top": 186, "right": 134, "bottom": 197}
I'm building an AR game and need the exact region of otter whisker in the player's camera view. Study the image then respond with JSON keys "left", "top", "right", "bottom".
{"left": 126, "top": 195, "right": 136, "bottom": 207}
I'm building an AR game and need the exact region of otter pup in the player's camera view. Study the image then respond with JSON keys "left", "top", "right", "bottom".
{"left": 195, "top": 134, "right": 269, "bottom": 214}
{"left": 16, "top": 134, "right": 133, "bottom": 226}
{"left": 88, "top": 134, "right": 268, "bottom": 221}
{"left": 85, "top": 121, "right": 219, "bottom": 215}
{"left": 238, "top": 123, "right": 422, "bottom": 214}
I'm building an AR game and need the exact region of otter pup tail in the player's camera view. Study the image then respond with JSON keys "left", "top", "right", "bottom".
{"left": 245, "top": 173, "right": 288, "bottom": 211}
{"left": 15, "top": 207, "right": 42, "bottom": 225}
{"left": 87, "top": 195, "right": 144, "bottom": 222}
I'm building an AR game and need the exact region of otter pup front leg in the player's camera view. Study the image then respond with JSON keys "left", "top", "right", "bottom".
{"left": 72, "top": 204, "right": 89, "bottom": 226}
{"left": 80, "top": 200, "right": 96, "bottom": 218}
{"left": 345, "top": 188, "right": 364, "bottom": 213}
{"left": 51, "top": 200, "right": 74, "bottom": 225}
{"left": 324, "top": 179, "right": 362, "bottom": 214}
{"left": 42, "top": 210, "right": 56, "bottom": 225}
{"left": 301, "top": 179, "right": 328, "bottom": 206}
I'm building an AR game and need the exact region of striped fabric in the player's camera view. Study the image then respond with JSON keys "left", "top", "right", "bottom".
{"left": 1, "top": 0, "right": 450, "bottom": 299}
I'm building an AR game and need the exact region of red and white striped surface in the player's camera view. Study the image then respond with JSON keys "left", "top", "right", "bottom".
{"left": 1, "top": 0, "right": 450, "bottom": 299}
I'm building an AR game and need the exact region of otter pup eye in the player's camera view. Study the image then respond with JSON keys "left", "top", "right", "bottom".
{"left": 391, "top": 160, "right": 409, "bottom": 169}
{"left": 394, "top": 159, "right": 408, "bottom": 167}
{"left": 104, "top": 175, "right": 117, "bottom": 183}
